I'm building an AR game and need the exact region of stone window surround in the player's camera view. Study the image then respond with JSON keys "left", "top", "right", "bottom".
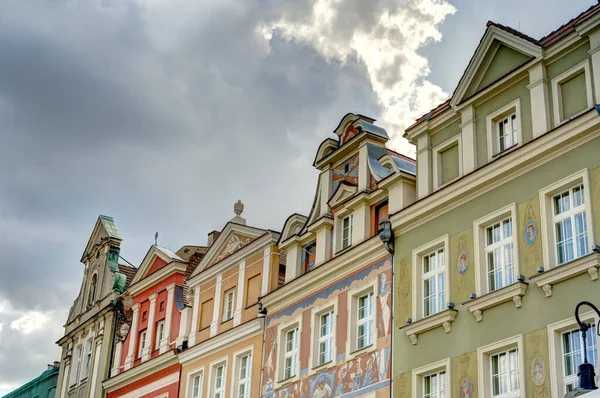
{"left": 477, "top": 334, "right": 525, "bottom": 398}
{"left": 208, "top": 356, "right": 228, "bottom": 398}
{"left": 547, "top": 311, "right": 600, "bottom": 397}
{"left": 432, "top": 133, "right": 463, "bottom": 191}
{"left": 308, "top": 298, "right": 338, "bottom": 372}
{"left": 186, "top": 366, "right": 204, "bottom": 398}
{"left": 345, "top": 278, "right": 378, "bottom": 361}
{"left": 230, "top": 346, "right": 254, "bottom": 398}
{"left": 538, "top": 168, "right": 596, "bottom": 272}
{"left": 485, "top": 98, "right": 523, "bottom": 162}
{"left": 551, "top": 59, "right": 594, "bottom": 126}
{"left": 275, "top": 315, "right": 302, "bottom": 388}
{"left": 472, "top": 203, "right": 521, "bottom": 296}
{"left": 411, "top": 358, "right": 451, "bottom": 398}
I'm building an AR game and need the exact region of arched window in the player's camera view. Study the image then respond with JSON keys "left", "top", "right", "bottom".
{"left": 88, "top": 274, "right": 97, "bottom": 307}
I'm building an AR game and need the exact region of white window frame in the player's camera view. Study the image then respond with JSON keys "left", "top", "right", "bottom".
{"left": 473, "top": 203, "right": 520, "bottom": 296}
{"left": 411, "top": 358, "right": 451, "bottom": 398}
{"left": 70, "top": 344, "right": 83, "bottom": 386}
{"left": 187, "top": 367, "right": 204, "bottom": 398}
{"left": 412, "top": 235, "right": 450, "bottom": 320}
{"left": 477, "top": 335, "right": 525, "bottom": 398}
{"left": 548, "top": 311, "right": 600, "bottom": 397}
{"left": 275, "top": 316, "right": 301, "bottom": 385}
{"left": 551, "top": 60, "right": 593, "bottom": 126}
{"left": 222, "top": 288, "right": 235, "bottom": 322}
{"left": 539, "top": 169, "right": 595, "bottom": 269}
{"left": 432, "top": 133, "right": 463, "bottom": 190}
{"left": 231, "top": 347, "right": 253, "bottom": 398}
{"left": 138, "top": 330, "right": 147, "bottom": 358}
{"left": 309, "top": 300, "right": 338, "bottom": 369}
{"left": 341, "top": 214, "right": 353, "bottom": 249}
{"left": 156, "top": 320, "right": 165, "bottom": 350}
{"left": 486, "top": 98, "right": 523, "bottom": 161}
{"left": 208, "top": 357, "right": 227, "bottom": 398}
{"left": 81, "top": 338, "right": 93, "bottom": 380}
{"left": 346, "top": 279, "right": 378, "bottom": 357}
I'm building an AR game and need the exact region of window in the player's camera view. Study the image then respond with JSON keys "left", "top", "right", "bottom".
{"left": 283, "top": 327, "right": 299, "bottom": 379}
{"left": 474, "top": 204, "right": 519, "bottom": 296}
{"left": 372, "top": 199, "right": 389, "bottom": 236}
{"left": 477, "top": 335, "right": 524, "bottom": 398}
{"left": 485, "top": 218, "right": 514, "bottom": 291}
{"left": 200, "top": 298, "right": 214, "bottom": 329}
{"left": 88, "top": 274, "right": 97, "bottom": 307}
{"left": 212, "top": 363, "right": 226, "bottom": 398}
{"left": 156, "top": 321, "right": 165, "bottom": 350}
{"left": 357, "top": 292, "right": 374, "bottom": 350}
{"left": 245, "top": 275, "right": 262, "bottom": 307}
{"left": 189, "top": 370, "right": 203, "bottom": 398}
{"left": 551, "top": 60, "right": 593, "bottom": 125}
{"left": 317, "top": 311, "right": 334, "bottom": 365}
{"left": 81, "top": 339, "right": 93, "bottom": 379}
{"left": 142, "top": 311, "right": 147, "bottom": 322}
{"left": 70, "top": 345, "right": 83, "bottom": 386}
{"left": 424, "top": 370, "right": 446, "bottom": 398}
{"left": 432, "top": 134, "right": 462, "bottom": 189}
{"left": 222, "top": 288, "right": 235, "bottom": 322}
{"left": 552, "top": 184, "right": 589, "bottom": 264}
{"left": 486, "top": 99, "right": 522, "bottom": 160}
{"left": 237, "top": 353, "right": 252, "bottom": 398}
{"left": 562, "top": 326, "right": 598, "bottom": 393}
{"left": 539, "top": 170, "right": 594, "bottom": 269}
{"left": 422, "top": 249, "right": 446, "bottom": 317}
{"left": 342, "top": 215, "right": 353, "bottom": 249}
{"left": 138, "top": 330, "right": 147, "bottom": 358}
{"left": 412, "top": 358, "right": 450, "bottom": 398}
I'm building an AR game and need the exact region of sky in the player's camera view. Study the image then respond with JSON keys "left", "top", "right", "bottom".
{"left": 0, "top": 0, "right": 594, "bottom": 393}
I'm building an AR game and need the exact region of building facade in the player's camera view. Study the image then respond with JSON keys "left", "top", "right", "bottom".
{"left": 3, "top": 363, "right": 60, "bottom": 398}
{"left": 178, "top": 203, "right": 283, "bottom": 398}
{"left": 392, "top": 5, "right": 600, "bottom": 398}
{"left": 260, "top": 114, "right": 416, "bottom": 398}
{"left": 104, "top": 244, "right": 207, "bottom": 398}
{"left": 55, "top": 216, "right": 135, "bottom": 398}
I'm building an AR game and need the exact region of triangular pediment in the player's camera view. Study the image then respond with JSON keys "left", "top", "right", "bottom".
{"left": 193, "top": 223, "right": 267, "bottom": 274}
{"left": 129, "top": 245, "right": 185, "bottom": 286}
{"left": 451, "top": 24, "right": 541, "bottom": 107}
{"left": 328, "top": 182, "right": 358, "bottom": 208}
{"left": 81, "top": 215, "right": 122, "bottom": 263}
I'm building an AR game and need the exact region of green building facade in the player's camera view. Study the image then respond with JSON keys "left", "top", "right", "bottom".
{"left": 3, "top": 364, "right": 59, "bottom": 398}
{"left": 392, "top": 5, "right": 600, "bottom": 398}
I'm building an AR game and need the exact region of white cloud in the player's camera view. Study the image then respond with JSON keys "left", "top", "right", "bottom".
{"left": 259, "top": 0, "right": 456, "bottom": 154}
{"left": 10, "top": 311, "right": 50, "bottom": 335}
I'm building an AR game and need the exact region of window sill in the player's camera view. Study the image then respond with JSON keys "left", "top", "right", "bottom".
{"left": 276, "top": 374, "right": 299, "bottom": 389}
{"left": 198, "top": 325, "right": 210, "bottom": 332}
{"left": 220, "top": 317, "right": 233, "bottom": 325}
{"left": 311, "top": 360, "right": 334, "bottom": 372}
{"left": 491, "top": 143, "right": 520, "bottom": 160}
{"left": 399, "top": 309, "right": 458, "bottom": 345}
{"left": 463, "top": 281, "right": 528, "bottom": 322}
{"left": 529, "top": 252, "right": 599, "bottom": 297}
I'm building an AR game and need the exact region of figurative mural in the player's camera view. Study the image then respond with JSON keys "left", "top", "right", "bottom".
{"left": 531, "top": 357, "right": 545, "bottom": 387}
{"left": 459, "top": 378, "right": 473, "bottom": 398}
{"left": 524, "top": 220, "right": 538, "bottom": 246}
{"left": 331, "top": 154, "right": 359, "bottom": 193}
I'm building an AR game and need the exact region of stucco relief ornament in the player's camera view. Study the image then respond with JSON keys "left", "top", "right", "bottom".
{"left": 531, "top": 357, "right": 545, "bottom": 386}
{"left": 524, "top": 220, "right": 538, "bottom": 246}
{"left": 216, "top": 234, "right": 251, "bottom": 261}
{"left": 457, "top": 236, "right": 469, "bottom": 275}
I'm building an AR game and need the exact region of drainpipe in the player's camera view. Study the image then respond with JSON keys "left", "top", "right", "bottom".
{"left": 378, "top": 220, "right": 395, "bottom": 397}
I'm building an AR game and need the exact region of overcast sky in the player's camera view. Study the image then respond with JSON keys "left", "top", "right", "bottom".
{"left": 0, "top": 0, "right": 594, "bottom": 393}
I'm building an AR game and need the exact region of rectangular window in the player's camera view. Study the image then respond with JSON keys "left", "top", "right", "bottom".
{"left": 485, "top": 218, "right": 514, "bottom": 291}
{"left": 552, "top": 184, "right": 589, "bottom": 264}
{"left": 433, "top": 134, "right": 462, "bottom": 189}
{"left": 138, "top": 330, "right": 147, "bottom": 358}
{"left": 318, "top": 311, "right": 334, "bottom": 365}
{"left": 70, "top": 345, "right": 82, "bottom": 385}
{"left": 283, "top": 328, "right": 299, "bottom": 379}
{"left": 422, "top": 249, "right": 446, "bottom": 317}
{"left": 551, "top": 60, "right": 593, "bottom": 125}
{"left": 222, "top": 288, "right": 235, "bottom": 322}
{"left": 156, "top": 321, "right": 165, "bottom": 350}
{"left": 200, "top": 299, "right": 214, "bottom": 329}
{"left": 81, "top": 339, "right": 93, "bottom": 379}
{"left": 496, "top": 114, "right": 517, "bottom": 153}
{"left": 357, "top": 292, "right": 374, "bottom": 350}
{"left": 562, "top": 325, "right": 598, "bottom": 393}
{"left": 424, "top": 370, "right": 446, "bottom": 398}
{"left": 490, "top": 349, "right": 520, "bottom": 397}
{"left": 245, "top": 275, "right": 261, "bottom": 307}
{"left": 342, "top": 215, "right": 353, "bottom": 249}
{"left": 213, "top": 364, "right": 226, "bottom": 398}
{"left": 238, "top": 353, "right": 252, "bottom": 398}
{"left": 190, "top": 371, "right": 203, "bottom": 398}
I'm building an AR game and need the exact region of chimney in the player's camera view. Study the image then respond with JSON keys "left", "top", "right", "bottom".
{"left": 207, "top": 230, "right": 220, "bottom": 246}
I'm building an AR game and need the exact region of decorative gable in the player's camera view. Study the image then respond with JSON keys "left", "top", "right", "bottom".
{"left": 329, "top": 182, "right": 358, "bottom": 209}
{"left": 280, "top": 214, "right": 309, "bottom": 243}
{"left": 81, "top": 215, "right": 122, "bottom": 263}
{"left": 451, "top": 23, "right": 542, "bottom": 107}
{"left": 332, "top": 154, "right": 359, "bottom": 193}
{"left": 213, "top": 233, "right": 254, "bottom": 264}
{"left": 129, "top": 245, "right": 185, "bottom": 286}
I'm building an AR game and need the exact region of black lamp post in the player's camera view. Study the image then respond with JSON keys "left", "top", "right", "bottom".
{"left": 571, "top": 301, "right": 600, "bottom": 395}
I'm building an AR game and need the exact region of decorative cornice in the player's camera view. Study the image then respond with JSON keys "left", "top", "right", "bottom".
{"left": 529, "top": 253, "right": 600, "bottom": 297}
{"left": 103, "top": 350, "right": 178, "bottom": 391}
{"left": 399, "top": 309, "right": 458, "bottom": 345}
{"left": 462, "top": 282, "right": 528, "bottom": 322}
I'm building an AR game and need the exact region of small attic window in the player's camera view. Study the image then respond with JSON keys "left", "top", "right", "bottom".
{"left": 344, "top": 163, "right": 350, "bottom": 173}
{"left": 142, "top": 311, "right": 147, "bottom": 322}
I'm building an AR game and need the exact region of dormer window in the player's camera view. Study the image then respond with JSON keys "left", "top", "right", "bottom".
{"left": 342, "top": 215, "right": 353, "bottom": 249}
{"left": 486, "top": 99, "right": 522, "bottom": 161}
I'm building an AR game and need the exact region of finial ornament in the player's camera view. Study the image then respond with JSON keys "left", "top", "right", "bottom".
{"left": 154, "top": 232, "right": 158, "bottom": 246}
{"left": 234, "top": 200, "right": 244, "bottom": 216}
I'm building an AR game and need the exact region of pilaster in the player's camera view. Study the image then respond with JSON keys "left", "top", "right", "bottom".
{"left": 261, "top": 246, "right": 272, "bottom": 296}
{"left": 234, "top": 260, "right": 245, "bottom": 326}
{"left": 160, "top": 284, "right": 176, "bottom": 353}
{"left": 124, "top": 303, "right": 139, "bottom": 370}
{"left": 141, "top": 294, "right": 157, "bottom": 361}
{"left": 416, "top": 133, "right": 431, "bottom": 199}
{"left": 210, "top": 273, "right": 223, "bottom": 337}
{"left": 284, "top": 244, "right": 301, "bottom": 283}
{"left": 527, "top": 62, "right": 551, "bottom": 137}
{"left": 589, "top": 29, "right": 600, "bottom": 104}
{"left": 188, "top": 287, "right": 201, "bottom": 346}
{"left": 460, "top": 105, "right": 477, "bottom": 172}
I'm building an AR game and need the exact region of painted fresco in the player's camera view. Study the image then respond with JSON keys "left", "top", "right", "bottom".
{"left": 518, "top": 198, "right": 543, "bottom": 276}
{"left": 452, "top": 352, "right": 478, "bottom": 398}
{"left": 331, "top": 155, "right": 359, "bottom": 194}
{"left": 451, "top": 229, "right": 474, "bottom": 304}
{"left": 262, "top": 257, "right": 392, "bottom": 398}
{"left": 526, "top": 329, "right": 551, "bottom": 397}
{"left": 340, "top": 124, "right": 359, "bottom": 145}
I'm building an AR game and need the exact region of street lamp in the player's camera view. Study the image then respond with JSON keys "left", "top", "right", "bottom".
{"left": 567, "top": 301, "right": 600, "bottom": 397}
